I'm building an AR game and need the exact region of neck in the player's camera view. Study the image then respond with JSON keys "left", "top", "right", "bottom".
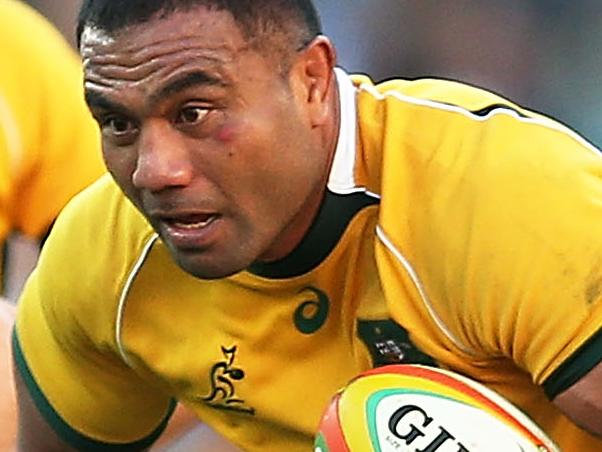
{"left": 258, "top": 72, "right": 341, "bottom": 263}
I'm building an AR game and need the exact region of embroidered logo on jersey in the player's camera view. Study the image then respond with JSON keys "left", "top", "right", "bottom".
{"left": 200, "top": 345, "right": 255, "bottom": 415}
{"left": 357, "top": 319, "right": 437, "bottom": 367}
{"left": 294, "top": 286, "right": 330, "bottom": 334}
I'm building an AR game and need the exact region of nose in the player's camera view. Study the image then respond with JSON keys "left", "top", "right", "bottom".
{"left": 132, "top": 120, "right": 193, "bottom": 192}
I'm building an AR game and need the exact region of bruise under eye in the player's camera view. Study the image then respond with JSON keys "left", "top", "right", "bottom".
{"left": 215, "top": 123, "right": 237, "bottom": 142}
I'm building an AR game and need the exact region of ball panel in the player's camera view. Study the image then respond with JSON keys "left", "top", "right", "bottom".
{"left": 360, "top": 365, "right": 557, "bottom": 449}
{"left": 314, "top": 392, "right": 350, "bottom": 452}
{"left": 366, "top": 389, "right": 543, "bottom": 451}
{"left": 315, "top": 365, "right": 561, "bottom": 452}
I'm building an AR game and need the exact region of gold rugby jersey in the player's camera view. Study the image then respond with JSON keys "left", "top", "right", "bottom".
{"left": 0, "top": 0, "right": 104, "bottom": 242}
{"left": 15, "top": 69, "right": 602, "bottom": 451}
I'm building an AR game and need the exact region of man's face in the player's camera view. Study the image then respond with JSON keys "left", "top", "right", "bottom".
{"left": 81, "top": 7, "right": 333, "bottom": 279}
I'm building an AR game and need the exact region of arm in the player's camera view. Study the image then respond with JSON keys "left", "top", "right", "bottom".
{"left": 13, "top": 305, "right": 175, "bottom": 452}
{"left": 12, "top": 211, "right": 177, "bottom": 451}
{"left": 12, "top": 320, "right": 174, "bottom": 452}
{"left": 13, "top": 361, "right": 77, "bottom": 452}
{"left": 0, "top": 298, "right": 74, "bottom": 452}
{"left": 406, "top": 102, "right": 602, "bottom": 441}
{"left": 13, "top": 367, "right": 209, "bottom": 452}
{"left": 554, "top": 361, "right": 602, "bottom": 438}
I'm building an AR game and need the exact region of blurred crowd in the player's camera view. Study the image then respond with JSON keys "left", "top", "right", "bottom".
{"left": 317, "top": 0, "right": 602, "bottom": 147}
{"left": 24, "top": 0, "right": 602, "bottom": 147}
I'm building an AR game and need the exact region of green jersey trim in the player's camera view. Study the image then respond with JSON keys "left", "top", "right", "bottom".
{"left": 542, "top": 326, "right": 602, "bottom": 399}
{"left": 12, "top": 328, "right": 176, "bottom": 451}
{"left": 248, "top": 190, "right": 379, "bottom": 279}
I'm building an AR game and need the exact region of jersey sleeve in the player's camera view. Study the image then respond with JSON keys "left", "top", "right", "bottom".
{"left": 13, "top": 178, "right": 174, "bottom": 450}
{"left": 359, "top": 76, "right": 602, "bottom": 404}
{"left": 433, "top": 113, "right": 602, "bottom": 399}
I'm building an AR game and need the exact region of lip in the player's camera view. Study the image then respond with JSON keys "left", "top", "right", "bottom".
{"left": 155, "top": 212, "right": 223, "bottom": 249}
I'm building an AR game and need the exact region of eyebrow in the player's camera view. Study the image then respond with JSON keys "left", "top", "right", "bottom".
{"left": 84, "top": 89, "right": 127, "bottom": 115}
{"left": 152, "top": 71, "right": 227, "bottom": 104}
{"left": 84, "top": 70, "right": 227, "bottom": 114}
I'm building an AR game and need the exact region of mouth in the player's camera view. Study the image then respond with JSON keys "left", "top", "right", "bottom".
{"left": 163, "top": 213, "right": 218, "bottom": 229}
{"left": 154, "top": 212, "right": 222, "bottom": 248}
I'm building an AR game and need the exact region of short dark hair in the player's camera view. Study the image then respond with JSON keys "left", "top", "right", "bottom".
{"left": 77, "top": 0, "right": 322, "bottom": 64}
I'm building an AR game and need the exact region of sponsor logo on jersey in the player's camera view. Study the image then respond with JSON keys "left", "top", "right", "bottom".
{"left": 294, "top": 286, "right": 330, "bottom": 334}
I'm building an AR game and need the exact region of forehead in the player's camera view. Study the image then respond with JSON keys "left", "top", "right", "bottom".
{"left": 80, "top": 7, "right": 254, "bottom": 102}
{"left": 81, "top": 6, "right": 247, "bottom": 56}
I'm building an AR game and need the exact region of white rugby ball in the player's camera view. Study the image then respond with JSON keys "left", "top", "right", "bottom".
{"left": 314, "top": 364, "right": 559, "bottom": 452}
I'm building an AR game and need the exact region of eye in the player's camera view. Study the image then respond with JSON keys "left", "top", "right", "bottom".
{"left": 101, "top": 116, "right": 137, "bottom": 137}
{"left": 176, "top": 106, "right": 209, "bottom": 125}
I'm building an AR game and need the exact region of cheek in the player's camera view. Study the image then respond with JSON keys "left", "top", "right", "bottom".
{"left": 102, "top": 148, "right": 136, "bottom": 184}
{"left": 212, "top": 120, "right": 271, "bottom": 165}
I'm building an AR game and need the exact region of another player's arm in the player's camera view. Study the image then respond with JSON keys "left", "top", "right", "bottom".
{"left": 554, "top": 357, "right": 602, "bottom": 437}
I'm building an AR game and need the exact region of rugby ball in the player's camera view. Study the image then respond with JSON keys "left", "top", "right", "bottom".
{"left": 314, "top": 364, "right": 559, "bottom": 452}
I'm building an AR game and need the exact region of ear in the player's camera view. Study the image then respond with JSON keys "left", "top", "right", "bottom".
{"left": 291, "top": 36, "right": 337, "bottom": 127}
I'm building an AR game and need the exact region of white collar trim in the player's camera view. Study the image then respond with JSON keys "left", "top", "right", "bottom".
{"left": 327, "top": 68, "right": 359, "bottom": 194}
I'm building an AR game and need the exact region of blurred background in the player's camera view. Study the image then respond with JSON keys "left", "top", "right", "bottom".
{"left": 25, "top": 0, "right": 602, "bottom": 147}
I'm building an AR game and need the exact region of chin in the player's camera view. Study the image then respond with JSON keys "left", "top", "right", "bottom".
{"left": 175, "top": 253, "right": 249, "bottom": 280}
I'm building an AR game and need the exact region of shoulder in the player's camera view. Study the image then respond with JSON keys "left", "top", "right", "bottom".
{"left": 16, "top": 174, "right": 154, "bottom": 364}
{"left": 359, "top": 73, "right": 602, "bottom": 242}
{"left": 28, "top": 175, "right": 155, "bottom": 339}
{"left": 353, "top": 72, "right": 601, "bottom": 186}
{"left": 352, "top": 73, "right": 524, "bottom": 114}
{"left": 363, "top": 75, "right": 602, "bottom": 359}
{"left": 44, "top": 173, "right": 155, "bottom": 280}
{"left": 352, "top": 73, "right": 582, "bottom": 150}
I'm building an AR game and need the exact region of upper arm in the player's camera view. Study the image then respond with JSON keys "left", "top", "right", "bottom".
{"left": 554, "top": 361, "right": 602, "bottom": 438}
{"left": 12, "top": 315, "right": 175, "bottom": 452}
{"left": 13, "top": 271, "right": 178, "bottom": 451}
{"left": 13, "top": 198, "right": 175, "bottom": 451}
{"left": 13, "top": 354, "right": 77, "bottom": 452}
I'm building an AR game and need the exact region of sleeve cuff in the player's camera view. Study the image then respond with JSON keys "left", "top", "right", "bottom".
{"left": 542, "top": 326, "right": 602, "bottom": 399}
{"left": 12, "top": 327, "right": 176, "bottom": 451}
